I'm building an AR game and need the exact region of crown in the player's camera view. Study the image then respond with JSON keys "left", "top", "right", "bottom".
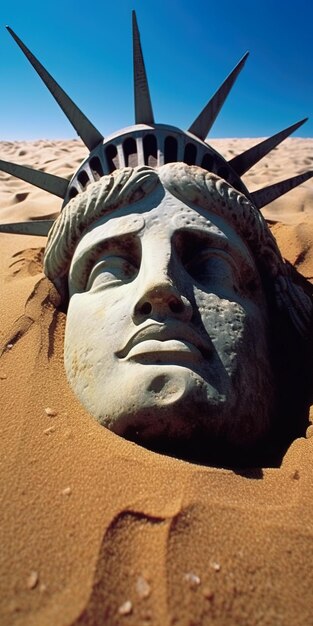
{"left": 0, "top": 11, "right": 312, "bottom": 238}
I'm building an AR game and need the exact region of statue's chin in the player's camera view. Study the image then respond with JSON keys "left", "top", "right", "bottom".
{"left": 95, "top": 366, "right": 230, "bottom": 444}
{"left": 66, "top": 358, "right": 273, "bottom": 459}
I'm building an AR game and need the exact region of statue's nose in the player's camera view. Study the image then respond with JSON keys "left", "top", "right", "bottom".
{"left": 132, "top": 279, "right": 193, "bottom": 322}
{"left": 132, "top": 236, "right": 194, "bottom": 322}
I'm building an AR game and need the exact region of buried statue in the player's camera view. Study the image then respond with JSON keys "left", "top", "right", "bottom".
{"left": 1, "top": 13, "right": 313, "bottom": 466}
{"left": 43, "top": 163, "right": 313, "bottom": 465}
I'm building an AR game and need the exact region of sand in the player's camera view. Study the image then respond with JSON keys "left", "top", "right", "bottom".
{"left": 0, "top": 137, "right": 313, "bottom": 626}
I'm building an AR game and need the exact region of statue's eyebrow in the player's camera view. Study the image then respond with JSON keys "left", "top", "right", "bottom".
{"left": 75, "top": 231, "right": 139, "bottom": 266}
{"left": 174, "top": 223, "right": 228, "bottom": 244}
{"left": 173, "top": 222, "right": 256, "bottom": 270}
{"left": 72, "top": 215, "right": 145, "bottom": 265}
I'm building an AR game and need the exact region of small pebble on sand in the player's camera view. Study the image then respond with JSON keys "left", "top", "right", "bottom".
{"left": 0, "top": 373, "right": 7, "bottom": 380}
{"left": 118, "top": 600, "right": 133, "bottom": 616}
{"left": 210, "top": 561, "right": 221, "bottom": 572}
{"left": 62, "top": 487, "right": 72, "bottom": 496}
{"left": 27, "top": 571, "right": 39, "bottom": 589}
{"left": 136, "top": 576, "right": 151, "bottom": 598}
{"left": 291, "top": 470, "right": 300, "bottom": 480}
{"left": 44, "top": 426, "right": 56, "bottom": 435}
{"left": 45, "top": 407, "right": 58, "bottom": 417}
{"left": 184, "top": 572, "right": 201, "bottom": 587}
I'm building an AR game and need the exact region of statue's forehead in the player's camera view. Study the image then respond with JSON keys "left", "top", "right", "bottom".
{"left": 80, "top": 189, "right": 227, "bottom": 246}
{"left": 142, "top": 192, "right": 219, "bottom": 233}
{"left": 72, "top": 192, "right": 236, "bottom": 272}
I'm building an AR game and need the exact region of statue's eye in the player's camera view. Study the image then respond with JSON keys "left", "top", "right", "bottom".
{"left": 86, "top": 256, "right": 138, "bottom": 291}
{"left": 186, "top": 250, "right": 235, "bottom": 285}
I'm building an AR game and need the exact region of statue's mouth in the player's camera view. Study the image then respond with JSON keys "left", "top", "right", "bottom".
{"left": 116, "top": 321, "right": 212, "bottom": 361}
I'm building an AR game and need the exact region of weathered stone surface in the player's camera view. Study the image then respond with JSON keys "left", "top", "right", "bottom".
{"left": 43, "top": 163, "right": 313, "bottom": 463}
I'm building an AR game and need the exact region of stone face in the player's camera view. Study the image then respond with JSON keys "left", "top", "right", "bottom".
{"left": 64, "top": 181, "right": 274, "bottom": 454}
{"left": 42, "top": 162, "right": 313, "bottom": 461}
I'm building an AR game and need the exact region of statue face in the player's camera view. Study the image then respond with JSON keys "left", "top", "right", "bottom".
{"left": 64, "top": 185, "right": 274, "bottom": 454}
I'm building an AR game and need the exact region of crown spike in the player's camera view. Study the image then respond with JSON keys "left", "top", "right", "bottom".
{"left": 0, "top": 220, "right": 54, "bottom": 236}
{"left": 132, "top": 11, "right": 155, "bottom": 125}
{"left": 188, "top": 52, "right": 249, "bottom": 140}
{"left": 6, "top": 26, "right": 104, "bottom": 151}
{"left": 251, "top": 171, "right": 313, "bottom": 209}
{"left": 0, "top": 159, "right": 68, "bottom": 198}
{"left": 229, "top": 118, "right": 308, "bottom": 176}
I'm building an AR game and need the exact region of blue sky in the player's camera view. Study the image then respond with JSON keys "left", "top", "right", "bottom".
{"left": 0, "top": 0, "right": 312, "bottom": 141}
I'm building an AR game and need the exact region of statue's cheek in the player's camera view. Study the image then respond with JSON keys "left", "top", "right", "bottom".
{"left": 194, "top": 290, "right": 268, "bottom": 370}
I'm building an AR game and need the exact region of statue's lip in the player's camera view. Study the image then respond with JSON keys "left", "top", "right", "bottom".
{"left": 116, "top": 321, "right": 212, "bottom": 360}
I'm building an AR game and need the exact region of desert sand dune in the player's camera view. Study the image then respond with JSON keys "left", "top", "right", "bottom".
{"left": 0, "top": 137, "right": 312, "bottom": 626}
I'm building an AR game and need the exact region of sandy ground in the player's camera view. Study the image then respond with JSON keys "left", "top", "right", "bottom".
{"left": 0, "top": 137, "right": 313, "bottom": 626}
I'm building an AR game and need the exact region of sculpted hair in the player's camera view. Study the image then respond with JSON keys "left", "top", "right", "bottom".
{"left": 44, "top": 162, "right": 312, "bottom": 337}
